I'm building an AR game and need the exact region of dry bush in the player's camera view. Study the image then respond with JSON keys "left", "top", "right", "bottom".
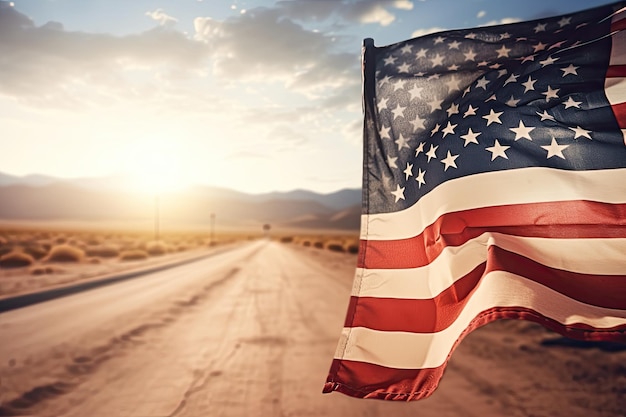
{"left": 145, "top": 241, "right": 168, "bottom": 256}
{"left": 55, "top": 236, "right": 67, "bottom": 244}
{"left": 0, "top": 251, "right": 35, "bottom": 268}
{"left": 23, "top": 245, "right": 49, "bottom": 260}
{"left": 45, "top": 244, "right": 85, "bottom": 263}
{"left": 30, "top": 266, "right": 57, "bottom": 275}
{"left": 325, "top": 240, "right": 346, "bottom": 253}
{"left": 280, "top": 236, "right": 294, "bottom": 243}
{"left": 302, "top": 240, "right": 311, "bottom": 247}
{"left": 85, "top": 244, "right": 120, "bottom": 258}
{"left": 119, "top": 249, "right": 149, "bottom": 261}
{"left": 313, "top": 241, "right": 324, "bottom": 249}
{"left": 0, "top": 245, "right": 13, "bottom": 257}
{"left": 346, "top": 242, "right": 360, "bottom": 254}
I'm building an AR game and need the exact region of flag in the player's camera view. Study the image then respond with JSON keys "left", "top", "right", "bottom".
{"left": 324, "top": 2, "right": 626, "bottom": 401}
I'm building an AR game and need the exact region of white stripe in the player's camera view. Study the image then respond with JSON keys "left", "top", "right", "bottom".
{"left": 361, "top": 167, "right": 626, "bottom": 240}
{"left": 604, "top": 77, "right": 626, "bottom": 104}
{"left": 353, "top": 234, "right": 626, "bottom": 299}
{"left": 610, "top": 21, "right": 626, "bottom": 66}
{"left": 336, "top": 272, "right": 626, "bottom": 369}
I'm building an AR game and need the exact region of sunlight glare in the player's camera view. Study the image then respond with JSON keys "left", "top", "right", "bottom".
{"left": 123, "top": 139, "right": 187, "bottom": 194}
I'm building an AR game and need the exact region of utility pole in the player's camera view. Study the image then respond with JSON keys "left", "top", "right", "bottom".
{"left": 210, "top": 212, "right": 216, "bottom": 246}
{"left": 154, "top": 194, "right": 160, "bottom": 241}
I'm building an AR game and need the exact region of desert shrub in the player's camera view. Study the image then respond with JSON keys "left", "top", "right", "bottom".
{"left": 88, "top": 257, "right": 101, "bottom": 264}
{"left": 85, "top": 244, "right": 120, "bottom": 258}
{"left": 302, "top": 240, "right": 311, "bottom": 247}
{"left": 23, "top": 245, "right": 49, "bottom": 260}
{"left": 31, "top": 266, "right": 56, "bottom": 275}
{"left": 0, "top": 245, "right": 13, "bottom": 257}
{"left": 45, "top": 244, "right": 85, "bottom": 263}
{"left": 146, "top": 241, "right": 168, "bottom": 256}
{"left": 0, "top": 251, "right": 35, "bottom": 268}
{"left": 280, "top": 236, "right": 294, "bottom": 243}
{"left": 55, "top": 236, "right": 67, "bottom": 244}
{"left": 346, "top": 243, "right": 360, "bottom": 254}
{"left": 176, "top": 244, "right": 188, "bottom": 252}
{"left": 0, "top": 236, "right": 6, "bottom": 246}
{"left": 119, "top": 249, "right": 149, "bottom": 261}
{"left": 313, "top": 241, "right": 324, "bottom": 249}
{"left": 326, "top": 241, "right": 346, "bottom": 253}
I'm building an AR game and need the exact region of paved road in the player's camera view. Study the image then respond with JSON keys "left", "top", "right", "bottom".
{"left": 0, "top": 240, "right": 623, "bottom": 416}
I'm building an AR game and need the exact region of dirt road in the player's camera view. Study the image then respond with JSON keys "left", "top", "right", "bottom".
{"left": 0, "top": 240, "right": 623, "bottom": 416}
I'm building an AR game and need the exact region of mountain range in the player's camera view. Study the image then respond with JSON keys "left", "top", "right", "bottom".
{"left": 0, "top": 172, "right": 362, "bottom": 231}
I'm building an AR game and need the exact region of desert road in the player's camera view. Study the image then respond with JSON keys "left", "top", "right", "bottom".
{"left": 0, "top": 240, "right": 623, "bottom": 417}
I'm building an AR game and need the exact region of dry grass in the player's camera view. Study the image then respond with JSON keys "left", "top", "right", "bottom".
{"left": 0, "top": 251, "right": 35, "bottom": 268}
{"left": 45, "top": 244, "right": 85, "bottom": 263}
{"left": 119, "top": 249, "right": 149, "bottom": 261}
{"left": 277, "top": 233, "right": 360, "bottom": 255}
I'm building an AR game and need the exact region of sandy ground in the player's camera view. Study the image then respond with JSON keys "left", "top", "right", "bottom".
{"left": 0, "top": 240, "right": 624, "bottom": 417}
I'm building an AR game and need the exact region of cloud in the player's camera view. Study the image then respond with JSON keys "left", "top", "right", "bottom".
{"left": 411, "top": 26, "right": 448, "bottom": 38}
{"left": 477, "top": 10, "right": 486, "bottom": 19}
{"left": 0, "top": 5, "right": 207, "bottom": 102}
{"left": 193, "top": 7, "right": 360, "bottom": 96}
{"left": 145, "top": 9, "right": 178, "bottom": 27}
{"left": 481, "top": 17, "right": 522, "bottom": 27}
{"left": 274, "top": 0, "right": 413, "bottom": 26}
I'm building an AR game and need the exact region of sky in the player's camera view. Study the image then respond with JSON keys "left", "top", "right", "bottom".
{"left": 0, "top": 0, "right": 619, "bottom": 194}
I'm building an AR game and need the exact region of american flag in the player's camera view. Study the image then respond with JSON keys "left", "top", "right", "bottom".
{"left": 324, "top": 2, "right": 626, "bottom": 401}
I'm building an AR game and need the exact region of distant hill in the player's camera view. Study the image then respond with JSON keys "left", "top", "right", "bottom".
{"left": 0, "top": 172, "right": 362, "bottom": 230}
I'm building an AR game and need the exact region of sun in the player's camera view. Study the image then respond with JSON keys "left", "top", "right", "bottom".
{"left": 122, "top": 138, "right": 188, "bottom": 194}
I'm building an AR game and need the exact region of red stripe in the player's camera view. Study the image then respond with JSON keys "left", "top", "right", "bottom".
{"left": 606, "top": 65, "right": 626, "bottom": 77}
{"left": 325, "top": 307, "right": 626, "bottom": 401}
{"left": 348, "top": 247, "right": 626, "bottom": 333}
{"left": 611, "top": 18, "right": 626, "bottom": 32}
{"left": 611, "top": 102, "right": 626, "bottom": 128}
{"left": 358, "top": 201, "right": 626, "bottom": 269}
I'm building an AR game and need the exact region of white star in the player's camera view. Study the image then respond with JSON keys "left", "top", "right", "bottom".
{"left": 427, "top": 73, "right": 441, "bottom": 81}
{"left": 392, "top": 105, "right": 405, "bottom": 119}
{"left": 398, "top": 62, "right": 411, "bottom": 73}
{"left": 378, "top": 97, "right": 389, "bottom": 110}
{"left": 475, "top": 76, "right": 490, "bottom": 89}
{"left": 430, "top": 123, "right": 441, "bottom": 136}
{"left": 465, "top": 33, "right": 478, "bottom": 39}
{"left": 521, "top": 54, "right": 536, "bottom": 64}
{"left": 504, "top": 73, "right": 518, "bottom": 86}
{"left": 497, "top": 69, "right": 508, "bottom": 78}
{"left": 380, "top": 125, "right": 391, "bottom": 140}
{"left": 510, "top": 121, "right": 535, "bottom": 141}
{"left": 390, "top": 184, "right": 406, "bottom": 202}
{"left": 461, "top": 128, "right": 481, "bottom": 146}
{"left": 384, "top": 55, "right": 397, "bottom": 66}
{"left": 522, "top": 76, "right": 536, "bottom": 92}
{"left": 542, "top": 86, "right": 560, "bottom": 101}
{"left": 426, "top": 144, "right": 439, "bottom": 162}
{"left": 557, "top": 16, "right": 571, "bottom": 27}
{"left": 549, "top": 41, "right": 566, "bottom": 50}
{"left": 539, "top": 56, "right": 559, "bottom": 67}
{"left": 427, "top": 98, "right": 443, "bottom": 111}
{"left": 536, "top": 110, "right": 555, "bottom": 121}
{"left": 416, "top": 48, "right": 428, "bottom": 58}
{"left": 408, "top": 85, "right": 423, "bottom": 100}
{"left": 464, "top": 104, "right": 478, "bottom": 118}
{"left": 446, "top": 103, "right": 459, "bottom": 117}
{"left": 395, "top": 134, "right": 410, "bottom": 150}
{"left": 387, "top": 155, "right": 398, "bottom": 169}
{"left": 496, "top": 45, "right": 511, "bottom": 58}
{"left": 410, "top": 116, "right": 426, "bottom": 131}
{"left": 400, "top": 44, "right": 413, "bottom": 54}
{"left": 534, "top": 23, "right": 547, "bottom": 33}
{"left": 485, "top": 139, "right": 510, "bottom": 161}
{"left": 445, "top": 76, "right": 461, "bottom": 91}
{"left": 440, "top": 151, "right": 459, "bottom": 171}
{"left": 532, "top": 41, "right": 548, "bottom": 52}
{"left": 541, "top": 137, "right": 569, "bottom": 159}
{"left": 415, "top": 142, "right": 425, "bottom": 156}
{"left": 483, "top": 109, "right": 503, "bottom": 126}
{"left": 570, "top": 125, "right": 592, "bottom": 139}
{"left": 430, "top": 53, "right": 444, "bottom": 67}
{"left": 561, "top": 64, "right": 579, "bottom": 77}
{"left": 441, "top": 121, "right": 457, "bottom": 138}
{"left": 448, "top": 63, "right": 460, "bottom": 71}
{"left": 403, "top": 162, "right": 413, "bottom": 180}
{"left": 486, "top": 94, "right": 496, "bottom": 102}
{"left": 448, "top": 40, "right": 461, "bottom": 49}
{"left": 434, "top": 36, "right": 446, "bottom": 44}
{"left": 464, "top": 49, "right": 477, "bottom": 61}
{"left": 505, "top": 96, "right": 520, "bottom": 107}
{"left": 415, "top": 168, "right": 426, "bottom": 188}
{"left": 563, "top": 96, "right": 582, "bottom": 109}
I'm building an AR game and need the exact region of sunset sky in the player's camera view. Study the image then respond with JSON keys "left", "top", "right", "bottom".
{"left": 0, "top": 0, "right": 618, "bottom": 194}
